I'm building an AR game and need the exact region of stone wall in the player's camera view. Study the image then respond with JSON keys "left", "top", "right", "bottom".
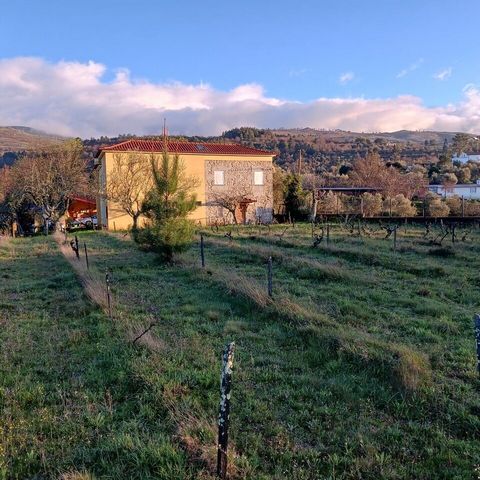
{"left": 205, "top": 160, "right": 273, "bottom": 224}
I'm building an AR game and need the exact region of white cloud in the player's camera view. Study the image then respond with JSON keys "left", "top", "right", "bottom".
{"left": 339, "top": 72, "right": 355, "bottom": 85}
{"left": 433, "top": 67, "right": 452, "bottom": 81}
{"left": 396, "top": 58, "right": 424, "bottom": 78}
{"left": 0, "top": 57, "right": 479, "bottom": 137}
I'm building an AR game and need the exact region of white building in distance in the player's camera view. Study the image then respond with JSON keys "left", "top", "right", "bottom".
{"left": 452, "top": 152, "right": 480, "bottom": 164}
{"left": 429, "top": 180, "right": 480, "bottom": 199}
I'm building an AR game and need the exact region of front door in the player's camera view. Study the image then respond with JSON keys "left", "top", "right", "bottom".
{"left": 239, "top": 202, "right": 248, "bottom": 224}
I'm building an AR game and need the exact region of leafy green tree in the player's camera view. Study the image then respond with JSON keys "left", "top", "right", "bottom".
{"left": 272, "top": 166, "right": 287, "bottom": 215}
{"left": 386, "top": 194, "right": 417, "bottom": 216}
{"left": 283, "top": 173, "right": 305, "bottom": 220}
{"left": 361, "top": 192, "right": 382, "bottom": 216}
{"left": 134, "top": 151, "right": 198, "bottom": 261}
{"left": 455, "top": 166, "right": 471, "bottom": 184}
{"left": 437, "top": 154, "right": 452, "bottom": 171}
{"left": 441, "top": 172, "right": 458, "bottom": 186}
{"left": 427, "top": 195, "right": 450, "bottom": 217}
{"left": 318, "top": 191, "right": 344, "bottom": 214}
{"left": 445, "top": 196, "right": 462, "bottom": 215}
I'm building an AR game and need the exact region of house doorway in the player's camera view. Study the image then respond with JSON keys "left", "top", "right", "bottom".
{"left": 235, "top": 198, "right": 256, "bottom": 224}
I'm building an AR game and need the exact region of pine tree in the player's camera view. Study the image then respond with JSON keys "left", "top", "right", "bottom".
{"left": 133, "top": 150, "right": 198, "bottom": 260}
{"left": 284, "top": 173, "right": 305, "bottom": 220}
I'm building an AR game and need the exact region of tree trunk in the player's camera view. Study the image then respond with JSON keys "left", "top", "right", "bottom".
{"left": 132, "top": 214, "right": 139, "bottom": 231}
{"left": 229, "top": 208, "right": 238, "bottom": 225}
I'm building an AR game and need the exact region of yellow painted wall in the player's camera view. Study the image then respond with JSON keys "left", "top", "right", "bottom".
{"left": 98, "top": 150, "right": 274, "bottom": 230}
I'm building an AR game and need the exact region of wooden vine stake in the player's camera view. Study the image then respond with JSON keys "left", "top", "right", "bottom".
{"left": 326, "top": 224, "right": 330, "bottom": 245}
{"left": 75, "top": 235, "right": 80, "bottom": 259}
{"left": 105, "top": 270, "right": 112, "bottom": 318}
{"left": 200, "top": 234, "right": 205, "bottom": 268}
{"left": 217, "top": 342, "right": 235, "bottom": 480}
{"left": 267, "top": 256, "right": 273, "bottom": 298}
{"left": 474, "top": 314, "right": 480, "bottom": 375}
{"left": 84, "top": 242, "right": 89, "bottom": 270}
{"left": 393, "top": 227, "right": 397, "bottom": 252}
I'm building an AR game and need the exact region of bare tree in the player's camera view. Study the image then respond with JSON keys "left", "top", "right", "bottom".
{"left": 102, "top": 152, "right": 154, "bottom": 230}
{"left": 207, "top": 164, "right": 273, "bottom": 224}
{"left": 302, "top": 173, "right": 322, "bottom": 220}
{"left": 209, "top": 185, "right": 252, "bottom": 224}
{"left": 349, "top": 152, "right": 426, "bottom": 199}
{"left": 11, "top": 139, "right": 89, "bottom": 225}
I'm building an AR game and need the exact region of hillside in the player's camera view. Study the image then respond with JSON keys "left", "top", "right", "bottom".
{"left": 83, "top": 127, "right": 480, "bottom": 173}
{"left": 3, "top": 125, "right": 479, "bottom": 174}
{"left": 0, "top": 126, "right": 64, "bottom": 167}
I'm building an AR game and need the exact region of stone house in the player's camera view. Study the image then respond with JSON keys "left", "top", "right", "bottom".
{"left": 95, "top": 139, "right": 275, "bottom": 229}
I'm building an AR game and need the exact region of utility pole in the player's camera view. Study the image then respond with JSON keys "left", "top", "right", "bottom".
{"left": 297, "top": 149, "right": 302, "bottom": 175}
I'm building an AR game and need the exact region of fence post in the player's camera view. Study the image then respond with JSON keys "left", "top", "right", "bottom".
{"left": 105, "top": 270, "right": 112, "bottom": 318}
{"left": 267, "top": 256, "right": 273, "bottom": 298}
{"left": 474, "top": 314, "right": 480, "bottom": 375}
{"left": 200, "top": 234, "right": 205, "bottom": 268}
{"left": 217, "top": 342, "right": 235, "bottom": 480}
{"left": 326, "top": 224, "right": 330, "bottom": 245}
{"left": 84, "top": 242, "right": 89, "bottom": 270}
{"left": 113, "top": 221, "right": 116, "bottom": 232}
{"left": 74, "top": 235, "right": 80, "bottom": 259}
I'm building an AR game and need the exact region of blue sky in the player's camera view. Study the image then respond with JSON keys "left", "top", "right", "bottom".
{"left": 0, "top": 0, "right": 479, "bottom": 136}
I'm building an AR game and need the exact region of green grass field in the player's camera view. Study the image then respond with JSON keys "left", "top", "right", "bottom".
{"left": 1, "top": 223, "right": 479, "bottom": 479}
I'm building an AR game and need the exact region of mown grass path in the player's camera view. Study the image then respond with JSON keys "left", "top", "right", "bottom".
{"left": 0, "top": 237, "right": 193, "bottom": 479}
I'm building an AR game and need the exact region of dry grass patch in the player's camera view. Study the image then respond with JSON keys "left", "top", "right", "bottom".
{"left": 60, "top": 471, "right": 96, "bottom": 480}
{"left": 204, "top": 235, "right": 359, "bottom": 283}
{"left": 393, "top": 346, "right": 432, "bottom": 392}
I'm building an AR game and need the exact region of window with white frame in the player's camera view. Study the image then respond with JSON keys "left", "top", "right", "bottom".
{"left": 254, "top": 170, "right": 264, "bottom": 186}
{"left": 214, "top": 170, "right": 224, "bottom": 185}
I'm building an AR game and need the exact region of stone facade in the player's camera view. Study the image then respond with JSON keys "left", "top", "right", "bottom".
{"left": 205, "top": 160, "right": 273, "bottom": 224}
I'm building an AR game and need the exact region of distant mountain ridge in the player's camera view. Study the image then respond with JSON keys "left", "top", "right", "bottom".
{"left": 3, "top": 125, "right": 480, "bottom": 171}
{"left": 0, "top": 126, "right": 64, "bottom": 153}
{"left": 0, "top": 126, "right": 65, "bottom": 167}
{"left": 268, "top": 128, "right": 465, "bottom": 144}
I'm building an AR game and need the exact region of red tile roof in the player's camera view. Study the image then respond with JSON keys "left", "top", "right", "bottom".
{"left": 97, "top": 139, "right": 274, "bottom": 157}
